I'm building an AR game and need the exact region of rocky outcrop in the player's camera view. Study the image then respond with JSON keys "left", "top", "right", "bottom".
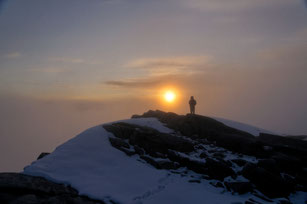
{"left": 128, "top": 110, "right": 307, "bottom": 199}
{"left": 133, "top": 110, "right": 307, "bottom": 160}
{"left": 0, "top": 173, "right": 104, "bottom": 204}
{"left": 224, "top": 181, "right": 253, "bottom": 194}
{"left": 37, "top": 152, "right": 50, "bottom": 160}
{"left": 241, "top": 163, "right": 295, "bottom": 198}
{"left": 104, "top": 122, "right": 195, "bottom": 156}
{"left": 104, "top": 122, "right": 236, "bottom": 182}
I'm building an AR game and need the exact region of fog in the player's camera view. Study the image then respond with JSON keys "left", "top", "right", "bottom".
{"left": 0, "top": 95, "right": 153, "bottom": 172}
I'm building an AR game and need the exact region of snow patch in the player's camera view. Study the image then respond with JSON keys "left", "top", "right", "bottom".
{"left": 112, "top": 117, "right": 174, "bottom": 134}
{"left": 213, "top": 117, "right": 277, "bottom": 136}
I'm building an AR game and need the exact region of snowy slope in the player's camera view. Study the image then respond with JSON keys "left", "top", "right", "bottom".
{"left": 213, "top": 117, "right": 278, "bottom": 136}
{"left": 23, "top": 117, "right": 305, "bottom": 204}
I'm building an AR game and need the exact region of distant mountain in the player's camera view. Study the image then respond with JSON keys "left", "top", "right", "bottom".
{"left": 1, "top": 110, "right": 307, "bottom": 204}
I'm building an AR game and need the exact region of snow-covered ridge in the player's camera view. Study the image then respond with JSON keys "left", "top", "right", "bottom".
{"left": 213, "top": 117, "right": 278, "bottom": 136}
{"left": 23, "top": 116, "right": 306, "bottom": 204}
{"left": 21, "top": 118, "right": 246, "bottom": 203}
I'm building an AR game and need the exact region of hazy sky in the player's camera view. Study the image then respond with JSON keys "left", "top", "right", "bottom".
{"left": 0, "top": 0, "right": 307, "bottom": 171}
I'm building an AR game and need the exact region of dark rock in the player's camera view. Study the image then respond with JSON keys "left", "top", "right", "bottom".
{"left": 295, "top": 169, "right": 307, "bottom": 190}
{"left": 167, "top": 150, "right": 191, "bottom": 167}
{"left": 212, "top": 133, "right": 264, "bottom": 157}
{"left": 109, "top": 137, "right": 130, "bottom": 149}
{"left": 136, "top": 110, "right": 254, "bottom": 139}
{"left": 37, "top": 152, "right": 50, "bottom": 160}
{"left": 140, "top": 155, "right": 160, "bottom": 169}
{"left": 208, "top": 149, "right": 216, "bottom": 153}
{"left": 0, "top": 173, "right": 104, "bottom": 204}
{"left": 241, "top": 163, "right": 294, "bottom": 198}
{"left": 133, "top": 110, "right": 266, "bottom": 157}
{"left": 140, "top": 156, "right": 178, "bottom": 170}
{"left": 105, "top": 122, "right": 194, "bottom": 155}
{"left": 205, "top": 158, "right": 235, "bottom": 181}
{"left": 197, "top": 139, "right": 212, "bottom": 145}
{"left": 258, "top": 133, "right": 307, "bottom": 152}
{"left": 186, "top": 160, "right": 208, "bottom": 175}
{"left": 272, "top": 153, "right": 303, "bottom": 174}
{"left": 257, "top": 159, "right": 280, "bottom": 175}
{"left": 195, "top": 144, "right": 205, "bottom": 150}
{"left": 202, "top": 175, "right": 211, "bottom": 180}
{"left": 10, "top": 194, "right": 39, "bottom": 204}
{"left": 282, "top": 174, "right": 297, "bottom": 192}
{"left": 0, "top": 173, "right": 78, "bottom": 195}
{"left": 120, "top": 148, "right": 136, "bottom": 156}
{"left": 130, "top": 128, "right": 195, "bottom": 154}
{"left": 213, "top": 152, "right": 225, "bottom": 159}
{"left": 134, "top": 146, "right": 145, "bottom": 155}
{"left": 131, "top": 114, "right": 141, "bottom": 118}
{"left": 258, "top": 133, "right": 307, "bottom": 169}
{"left": 104, "top": 122, "right": 137, "bottom": 139}
{"left": 216, "top": 181, "right": 224, "bottom": 188}
{"left": 167, "top": 150, "right": 210, "bottom": 174}
{"left": 199, "top": 152, "right": 208, "bottom": 158}
{"left": 156, "top": 160, "right": 179, "bottom": 170}
{"left": 134, "top": 110, "right": 307, "bottom": 166}
{"left": 225, "top": 182, "right": 253, "bottom": 194}
{"left": 210, "top": 181, "right": 224, "bottom": 188}
{"left": 231, "top": 159, "right": 247, "bottom": 167}
{"left": 109, "top": 137, "right": 135, "bottom": 156}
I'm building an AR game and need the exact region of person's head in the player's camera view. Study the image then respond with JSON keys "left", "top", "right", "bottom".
{"left": 191, "top": 96, "right": 194, "bottom": 99}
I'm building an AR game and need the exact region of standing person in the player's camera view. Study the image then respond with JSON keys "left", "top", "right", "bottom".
{"left": 189, "top": 96, "right": 197, "bottom": 114}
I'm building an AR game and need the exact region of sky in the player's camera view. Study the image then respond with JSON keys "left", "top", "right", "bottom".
{"left": 0, "top": 0, "right": 307, "bottom": 172}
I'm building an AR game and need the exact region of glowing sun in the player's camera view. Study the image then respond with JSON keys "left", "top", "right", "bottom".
{"left": 164, "top": 91, "right": 176, "bottom": 102}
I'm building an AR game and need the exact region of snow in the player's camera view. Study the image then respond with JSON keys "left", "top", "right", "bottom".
{"left": 23, "top": 117, "right": 305, "bottom": 204}
{"left": 114, "top": 117, "right": 174, "bottom": 134}
{"left": 213, "top": 117, "right": 277, "bottom": 136}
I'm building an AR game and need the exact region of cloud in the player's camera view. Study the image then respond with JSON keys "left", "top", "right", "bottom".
{"left": 28, "top": 67, "right": 71, "bottom": 73}
{"left": 105, "top": 74, "right": 181, "bottom": 88}
{"left": 125, "top": 56, "right": 212, "bottom": 75}
{"left": 50, "top": 57, "right": 85, "bottom": 64}
{"left": 180, "top": 0, "right": 295, "bottom": 11}
{"left": 3, "top": 52, "right": 21, "bottom": 59}
{"left": 49, "top": 57, "right": 103, "bottom": 65}
{"left": 105, "top": 55, "right": 220, "bottom": 92}
{"left": 105, "top": 55, "right": 214, "bottom": 90}
{"left": 258, "top": 43, "right": 307, "bottom": 73}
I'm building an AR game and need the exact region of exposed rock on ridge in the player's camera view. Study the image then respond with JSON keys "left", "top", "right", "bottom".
{"left": 0, "top": 173, "right": 104, "bottom": 204}
{"left": 103, "top": 110, "right": 307, "bottom": 200}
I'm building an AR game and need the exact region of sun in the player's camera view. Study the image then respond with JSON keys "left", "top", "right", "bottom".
{"left": 164, "top": 91, "right": 176, "bottom": 103}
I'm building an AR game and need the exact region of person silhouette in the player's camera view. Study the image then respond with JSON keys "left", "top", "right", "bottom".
{"left": 189, "top": 96, "right": 197, "bottom": 114}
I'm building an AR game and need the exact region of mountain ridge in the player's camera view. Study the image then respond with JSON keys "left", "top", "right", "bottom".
{"left": 1, "top": 110, "right": 306, "bottom": 204}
